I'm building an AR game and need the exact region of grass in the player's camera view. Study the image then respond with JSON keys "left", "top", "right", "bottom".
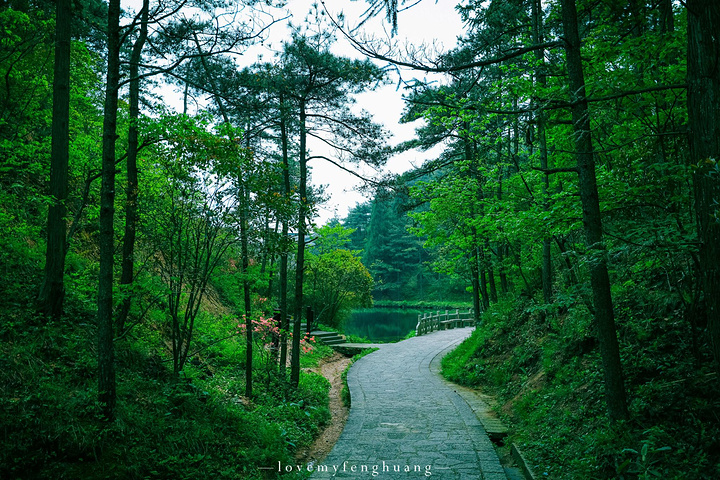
{"left": 440, "top": 296, "right": 720, "bottom": 480}
{"left": 0, "top": 279, "right": 334, "bottom": 480}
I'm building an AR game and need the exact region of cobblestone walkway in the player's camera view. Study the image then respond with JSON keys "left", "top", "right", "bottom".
{"left": 312, "top": 327, "right": 508, "bottom": 479}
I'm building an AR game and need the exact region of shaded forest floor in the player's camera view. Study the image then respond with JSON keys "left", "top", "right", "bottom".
{"left": 0, "top": 268, "right": 334, "bottom": 479}
{"left": 442, "top": 297, "right": 720, "bottom": 480}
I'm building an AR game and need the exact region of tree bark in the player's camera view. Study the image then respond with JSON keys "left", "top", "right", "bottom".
{"left": 480, "top": 266, "right": 490, "bottom": 310}
{"left": 486, "top": 237, "right": 497, "bottom": 303}
{"left": 687, "top": 0, "right": 720, "bottom": 370}
{"left": 117, "top": 0, "right": 149, "bottom": 335}
{"left": 660, "top": 0, "right": 675, "bottom": 34}
{"left": 560, "top": 0, "right": 629, "bottom": 421}
{"left": 279, "top": 94, "right": 291, "bottom": 375}
{"left": 98, "top": 0, "right": 121, "bottom": 420}
{"left": 471, "top": 243, "right": 482, "bottom": 322}
{"left": 240, "top": 178, "right": 253, "bottom": 396}
{"left": 499, "top": 244, "right": 509, "bottom": 294}
{"left": 240, "top": 128, "right": 253, "bottom": 396}
{"left": 291, "top": 101, "right": 308, "bottom": 388}
{"left": 39, "top": 0, "right": 72, "bottom": 320}
{"left": 533, "top": 0, "right": 554, "bottom": 305}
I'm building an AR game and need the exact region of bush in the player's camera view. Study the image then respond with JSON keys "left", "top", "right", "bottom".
{"left": 439, "top": 296, "right": 720, "bottom": 480}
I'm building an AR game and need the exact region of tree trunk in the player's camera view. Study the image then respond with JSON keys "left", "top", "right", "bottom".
{"left": 488, "top": 267, "right": 498, "bottom": 303}
{"left": 240, "top": 179, "right": 253, "bottom": 396}
{"left": 240, "top": 127, "right": 253, "bottom": 396}
{"left": 480, "top": 266, "right": 490, "bottom": 310}
{"left": 39, "top": 0, "right": 71, "bottom": 320}
{"left": 495, "top": 164, "right": 510, "bottom": 295}
{"left": 98, "top": 0, "right": 121, "bottom": 420}
{"left": 279, "top": 95, "right": 291, "bottom": 375}
{"left": 486, "top": 239, "right": 497, "bottom": 303}
{"left": 291, "top": 101, "right": 308, "bottom": 388}
{"left": 499, "top": 244, "right": 509, "bottom": 294}
{"left": 560, "top": 0, "right": 629, "bottom": 421}
{"left": 533, "top": 0, "right": 554, "bottom": 305}
{"left": 117, "top": 0, "right": 149, "bottom": 334}
{"left": 660, "top": 0, "right": 675, "bottom": 34}
{"left": 471, "top": 243, "right": 482, "bottom": 322}
{"left": 687, "top": 0, "right": 720, "bottom": 370}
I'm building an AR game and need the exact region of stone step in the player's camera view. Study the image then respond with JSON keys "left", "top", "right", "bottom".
{"left": 300, "top": 327, "right": 346, "bottom": 346}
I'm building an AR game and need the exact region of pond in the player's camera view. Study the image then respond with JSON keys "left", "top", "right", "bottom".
{"left": 344, "top": 308, "right": 423, "bottom": 343}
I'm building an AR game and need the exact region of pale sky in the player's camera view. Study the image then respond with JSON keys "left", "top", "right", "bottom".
{"left": 284, "top": 0, "right": 463, "bottom": 225}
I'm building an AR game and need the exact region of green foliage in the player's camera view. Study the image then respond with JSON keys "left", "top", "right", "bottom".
{"left": 351, "top": 190, "right": 469, "bottom": 303}
{"left": 299, "top": 340, "right": 334, "bottom": 368}
{"left": 2, "top": 0, "right": 716, "bottom": 479}
{"left": 441, "top": 296, "right": 720, "bottom": 480}
{"left": 0, "top": 282, "right": 332, "bottom": 479}
{"left": 304, "top": 248, "right": 374, "bottom": 328}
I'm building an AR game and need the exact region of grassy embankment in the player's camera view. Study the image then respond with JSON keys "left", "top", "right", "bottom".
{"left": 441, "top": 297, "right": 719, "bottom": 479}
{"left": 1, "top": 253, "right": 334, "bottom": 479}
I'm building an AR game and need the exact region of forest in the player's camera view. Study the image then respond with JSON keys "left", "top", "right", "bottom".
{"left": 1, "top": 0, "right": 719, "bottom": 478}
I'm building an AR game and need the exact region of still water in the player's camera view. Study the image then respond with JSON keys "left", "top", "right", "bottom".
{"left": 344, "top": 308, "right": 423, "bottom": 343}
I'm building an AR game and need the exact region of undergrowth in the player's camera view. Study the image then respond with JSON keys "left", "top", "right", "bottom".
{"left": 0, "top": 270, "right": 332, "bottom": 479}
{"left": 441, "top": 296, "right": 720, "bottom": 480}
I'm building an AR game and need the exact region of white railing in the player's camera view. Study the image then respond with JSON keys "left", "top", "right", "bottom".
{"left": 415, "top": 308, "right": 476, "bottom": 336}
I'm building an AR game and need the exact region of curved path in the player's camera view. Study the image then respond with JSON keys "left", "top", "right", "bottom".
{"left": 312, "top": 327, "right": 508, "bottom": 479}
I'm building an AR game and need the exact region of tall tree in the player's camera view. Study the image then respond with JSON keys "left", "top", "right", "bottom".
{"left": 559, "top": 0, "right": 628, "bottom": 421}
{"left": 192, "top": 40, "right": 256, "bottom": 396}
{"left": 687, "top": 0, "right": 720, "bottom": 369}
{"left": 97, "top": 0, "right": 121, "bottom": 419}
{"left": 117, "top": 0, "right": 150, "bottom": 335}
{"left": 38, "top": 0, "right": 72, "bottom": 320}
{"left": 532, "top": 0, "right": 553, "bottom": 306}
{"left": 279, "top": 33, "right": 387, "bottom": 387}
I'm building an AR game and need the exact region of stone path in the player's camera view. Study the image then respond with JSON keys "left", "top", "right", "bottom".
{"left": 311, "top": 327, "right": 508, "bottom": 479}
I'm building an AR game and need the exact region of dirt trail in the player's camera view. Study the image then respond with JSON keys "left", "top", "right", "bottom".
{"left": 295, "top": 352, "right": 352, "bottom": 463}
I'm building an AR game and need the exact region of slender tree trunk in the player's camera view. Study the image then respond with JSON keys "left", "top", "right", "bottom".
{"left": 480, "top": 266, "right": 490, "bottom": 310}
{"left": 117, "top": 0, "right": 149, "bottom": 334}
{"left": 553, "top": 236, "right": 580, "bottom": 286}
{"left": 687, "top": 0, "right": 720, "bottom": 370}
{"left": 239, "top": 180, "right": 253, "bottom": 396}
{"left": 561, "top": 0, "right": 629, "bottom": 421}
{"left": 98, "top": 0, "right": 121, "bottom": 420}
{"left": 485, "top": 241, "right": 497, "bottom": 303}
{"left": 39, "top": 0, "right": 71, "bottom": 320}
{"left": 279, "top": 95, "right": 291, "bottom": 375}
{"left": 471, "top": 240, "right": 482, "bottom": 322}
{"left": 499, "top": 244, "right": 509, "bottom": 294}
{"left": 494, "top": 162, "right": 510, "bottom": 295}
{"left": 488, "top": 267, "right": 498, "bottom": 303}
{"left": 466, "top": 132, "right": 485, "bottom": 315}
{"left": 660, "top": 0, "right": 675, "bottom": 34}
{"left": 264, "top": 221, "right": 278, "bottom": 304}
{"left": 291, "top": 101, "right": 308, "bottom": 388}
{"left": 533, "top": 0, "right": 553, "bottom": 305}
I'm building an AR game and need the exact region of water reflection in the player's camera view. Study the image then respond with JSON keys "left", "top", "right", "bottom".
{"left": 344, "top": 308, "right": 422, "bottom": 343}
